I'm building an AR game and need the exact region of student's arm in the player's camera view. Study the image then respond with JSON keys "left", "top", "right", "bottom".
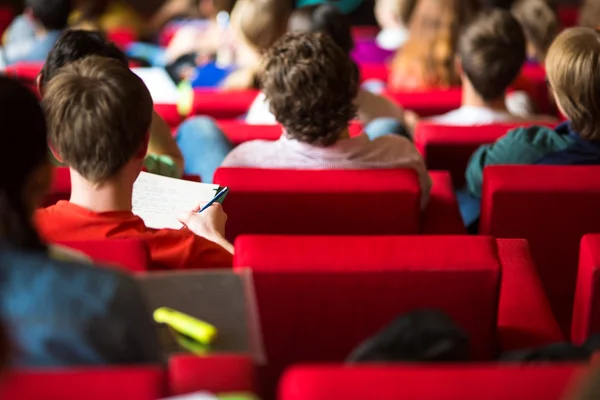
{"left": 465, "top": 126, "right": 567, "bottom": 198}
{"left": 146, "top": 111, "right": 184, "bottom": 178}
{"left": 177, "top": 203, "right": 234, "bottom": 255}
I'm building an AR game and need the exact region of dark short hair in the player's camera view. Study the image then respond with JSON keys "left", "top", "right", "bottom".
{"left": 41, "top": 29, "right": 128, "bottom": 89}
{"left": 458, "top": 9, "right": 526, "bottom": 101}
{"left": 43, "top": 56, "right": 153, "bottom": 183}
{"left": 262, "top": 32, "right": 358, "bottom": 147}
{"left": 288, "top": 3, "right": 354, "bottom": 54}
{"left": 26, "top": 0, "right": 71, "bottom": 30}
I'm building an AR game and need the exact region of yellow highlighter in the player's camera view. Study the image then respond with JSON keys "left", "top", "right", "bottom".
{"left": 153, "top": 307, "right": 218, "bottom": 345}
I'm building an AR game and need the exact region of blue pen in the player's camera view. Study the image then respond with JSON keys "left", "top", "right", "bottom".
{"left": 199, "top": 187, "right": 230, "bottom": 213}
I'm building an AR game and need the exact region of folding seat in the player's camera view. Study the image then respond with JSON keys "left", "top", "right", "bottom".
{"left": 279, "top": 363, "right": 587, "bottom": 400}
{"left": 234, "top": 235, "right": 562, "bottom": 396}
{"left": 168, "top": 354, "right": 256, "bottom": 396}
{"left": 0, "top": 367, "right": 167, "bottom": 400}
{"left": 414, "top": 121, "right": 554, "bottom": 187}
{"left": 214, "top": 168, "right": 464, "bottom": 241}
{"left": 480, "top": 165, "right": 600, "bottom": 337}
{"left": 57, "top": 239, "right": 150, "bottom": 272}
{"left": 572, "top": 234, "right": 600, "bottom": 345}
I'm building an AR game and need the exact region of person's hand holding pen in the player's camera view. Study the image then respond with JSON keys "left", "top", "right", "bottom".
{"left": 177, "top": 202, "right": 234, "bottom": 255}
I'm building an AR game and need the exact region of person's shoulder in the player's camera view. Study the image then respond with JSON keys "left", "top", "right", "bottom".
{"left": 222, "top": 139, "right": 280, "bottom": 167}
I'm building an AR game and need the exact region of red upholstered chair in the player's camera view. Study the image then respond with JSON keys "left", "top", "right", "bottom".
{"left": 414, "top": 121, "right": 554, "bottom": 187}
{"left": 169, "top": 354, "right": 256, "bottom": 396}
{"left": 279, "top": 364, "right": 587, "bottom": 400}
{"left": 572, "top": 234, "right": 600, "bottom": 345}
{"left": 57, "top": 239, "right": 150, "bottom": 272}
{"left": 0, "top": 367, "right": 167, "bottom": 400}
{"left": 558, "top": 5, "right": 579, "bottom": 28}
{"left": 154, "top": 103, "right": 183, "bottom": 128}
{"left": 234, "top": 235, "right": 562, "bottom": 396}
{"left": 386, "top": 88, "right": 462, "bottom": 117}
{"left": 359, "top": 63, "right": 390, "bottom": 82}
{"left": 191, "top": 89, "right": 258, "bottom": 119}
{"left": 214, "top": 168, "right": 464, "bottom": 240}
{"left": 106, "top": 28, "right": 138, "bottom": 50}
{"left": 0, "top": 7, "right": 14, "bottom": 37}
{"left": 480, "top": 166, "right": 600, "bottom": 337}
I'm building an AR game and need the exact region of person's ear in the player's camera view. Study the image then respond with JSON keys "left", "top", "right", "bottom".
{"left": 455, "top": 55, "right": 464, "bottom": 77}
{"left": 49, "top": 145, "right": 63, "bottom": 163}
{"left": 36, "top": 73, "right": 43, "bottom": 96}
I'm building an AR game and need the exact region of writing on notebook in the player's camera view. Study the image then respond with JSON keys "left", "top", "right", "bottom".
{"left": 133, "top": 172, "right": 221, "bottom": 230}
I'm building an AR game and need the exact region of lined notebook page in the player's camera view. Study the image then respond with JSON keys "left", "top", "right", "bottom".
{"left": 133, "top": 172, "right": 221, "bottom": 230}
{"left": 132, "top": 67, "right": 179, "bottom": 104}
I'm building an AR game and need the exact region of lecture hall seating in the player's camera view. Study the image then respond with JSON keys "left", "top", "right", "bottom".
{"left": 572, "top": 234, "right": 600, "bottom": 345}
{"left": 234, "top": 235, "right": 562, "bottom": 396}
{"left": 480, "top": 165, "right": 600, "bottom": 337}
{"left": 279, "top": 364, "right": 587, "bottom": 400}
{"left": 57, "top": 239, "right": 150, "bottom": 272}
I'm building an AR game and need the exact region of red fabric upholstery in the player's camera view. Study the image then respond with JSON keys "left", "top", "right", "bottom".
{"left": 154, "top": 103, "right": 183, "bottom": 128}
{"left": 572, "top": 234, "right": 600, "bottom": 344}
{"left": 558, "top": 5, "right": 579, "bottom": 28}
{"left": 386, "top": 89, "right": 462, "bottom": 117}
{"left": 496, "top": 239, "right": 564, "bottom": 349}
{"left": 279, "top": 364, "right": 586, "bottom": 400}
{"left": 351, "top": 26, "right": 379, "bottom": 38}
{"left": 421, "top": 171, "right": 466, "bottom": 234}
{"left": 57, "top": 239, "right": 150, "bottom": 272}
{"left": 106, "top": 28, "right": 138, "bottom": 50}
{"left": 4, "top": 62, "right": 43, "bottom": 82}
{"left": 480, "top": 166, "right": 600, "bottom": 337}
{"left": 0, "top": 7, "right": 14, "bottom": 37}
{"left": 414, "top": 122, "right": 554, "bottom": 187}
{"left": 169, "top": 354, "right": 256, "bottom": 396}
{"left": 235, "top": 235, "right": 502, "bottom": 395}
{"left": 359, "top": 63, "right": 390, "bottom": 82}
{"left": 214, "top": 168, "right": 421, "bottom": 241}
{"left": 191, "top": 90, "right": 259, "bottom": 119}
{"left": 0, "top": 367, "right": 166, "bottom": 400}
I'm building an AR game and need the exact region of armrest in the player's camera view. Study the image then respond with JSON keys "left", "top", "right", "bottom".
{"left": 496, "top": 239, "right": 564, "bottom": 350}
{"left": 420, "top": 171, "right": 466, "bottom": 234}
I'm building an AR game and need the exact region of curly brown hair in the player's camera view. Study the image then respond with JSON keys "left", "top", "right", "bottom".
{"left": 261, "top": 32, "right": 358, "bottom": 147}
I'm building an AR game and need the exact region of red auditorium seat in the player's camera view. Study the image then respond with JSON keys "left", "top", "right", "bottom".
{"left": 154, "top": 103, "right": 183, "bottom": 128}
{"left": 57, "top": 239, "right": 150, "bottom": 272}
{"left": 558, "top": 5, "right": 580, "bottom": 28}
{"left": 480, "top": 166, "right": 600, "bottom": 337}
{"left": 414, "top": 121, "right": 554, "bottom": 187}
{"left": 279, "top": 364, "right": 587, "bottom": 400}
{"left": 168, "top": 354, "right": 256, "bottom": 396}
{"left": 234, "top": 235, "right": 562, "bottom": 396}
{"left": 0, "top": 7, "right": 15, "bottom": 38}
{"left": 106, "top": 28, "right": 138, "bottom": 50}
{"left": 386, "top": 88, "right": 462, "bottom": 117}
{"left": 0, "top": 367, "right": 167, "bottom": 400}
{"left": 572, "top": 234, "right": 600, "bottom": 345}
{"left": 214, "top": 168, "right": 464, "bottom": 241}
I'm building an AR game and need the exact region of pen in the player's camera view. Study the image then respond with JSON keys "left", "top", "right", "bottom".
{"left": 199, "top": 187, "right": 230, "bottom": 213}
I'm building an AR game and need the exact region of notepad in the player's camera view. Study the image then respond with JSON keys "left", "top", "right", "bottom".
{"left": 132, "top": 67, "right": 179, "bottom": 104}
{"left": 132, "top": 172, "right": 222, "bottom": 230}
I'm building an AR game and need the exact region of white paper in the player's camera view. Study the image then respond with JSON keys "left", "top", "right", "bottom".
{"left": 132, "top": 172, "right": 221, "bottom": 230}
{"left": 132, "top": 67, "right": 179, "bottom": 104}
{"left": 160, "top": 392, "right": 218, "bottom": 400}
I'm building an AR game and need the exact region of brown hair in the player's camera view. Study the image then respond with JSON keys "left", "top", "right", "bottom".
{"left": 511, "top": 0, "right": 559, "bottom": 62}
{"left": 261, "top": 32, "right": 358, "bottom": 147}
{"left": 546, "top": 28, "right": 600, "bottom": 141}
{"left": 579, "top": 0, "right": 600, "bottom": 29}
{"left": 43, "top": 56, "right": 153, "bottom": 183}
{"left": 459, "top": 9, "right": 526, "bottom": 101}
{"left": 390, "top": 0, "right": 480, "bottom": 90}
{"left": 230, "top": 0, "right": 291, "bottom": 51}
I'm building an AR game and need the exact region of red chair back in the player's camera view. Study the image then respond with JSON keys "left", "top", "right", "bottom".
{"left": 279, "top": 364, "right": 586, "bottom": 400}
{"left": 235, "top": 235, "right": 501, "bottom": 394}
{"left": 214, "top": 168, "right": 421, "bottom": 241}
{"left": 57, "top": 239, "right": 150, "bottom": 272}
{"left": 414, "top": 122, "right": 554, "bottom": 187}
{"left": 0, "top": 7, "right": 15, "bottom": 37}
{"left": 480, "top": 166, "right": 600, "bottom": 337}
{"left": 572, "top": 234, "right": 600, "bottom": 344}
{"left": 386, "top": 88, "right": 462, "bottom": 117}
{"left": 0, "top": 367, "right": 166, "bottom": 400}
{"left": 192, "top": 89, "right": 258, "bottom": 119}
{"left": 169, "top": 354, "right": 256, "bottom": 396}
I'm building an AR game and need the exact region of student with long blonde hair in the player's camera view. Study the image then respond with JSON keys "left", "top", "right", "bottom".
{"left": 389, "top": 0, "right": 480, "bottom": 91}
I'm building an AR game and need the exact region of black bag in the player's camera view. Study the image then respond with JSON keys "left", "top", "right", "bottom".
{"left": 346, "top": 309, "right": 470, "bottom": 363}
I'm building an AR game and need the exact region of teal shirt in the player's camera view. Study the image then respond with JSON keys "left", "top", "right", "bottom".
{"left": 466, "top": 125, "right": 576, "bottom": 198}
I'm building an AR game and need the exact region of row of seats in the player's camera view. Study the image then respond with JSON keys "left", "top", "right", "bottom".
{"left": 0, "top": 354, "right": 255, "bottom": 400}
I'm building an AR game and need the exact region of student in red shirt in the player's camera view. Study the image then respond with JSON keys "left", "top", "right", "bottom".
{"left": 35, "top": 55, "right": 233, "bottom": 270}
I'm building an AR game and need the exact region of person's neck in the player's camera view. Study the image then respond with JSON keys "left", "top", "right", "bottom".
{"left": 68, "top": 169, "right": 135, "bottom": 213}
{"left": 461, "top": 78, "right": 508, "bottom": 113}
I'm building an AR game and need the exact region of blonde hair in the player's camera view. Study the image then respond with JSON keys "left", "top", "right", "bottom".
{"left": 230, "top": 0, "right": 291, "bottom": 51}
{"left": 546, "top": 28, "right": 600, "bottom": 141}
{"left": 511, "top": 0, "right": 559, "bottom": 62}
{"left": 389, "top": 0, "right": 480, "bottom": 90}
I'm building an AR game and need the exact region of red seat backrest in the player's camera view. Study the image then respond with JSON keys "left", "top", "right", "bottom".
{"left": 279, "top": 364, "right": 586, "bottom": 400}
{"left": 168, "top": 354, "right": 256, "bottom": 396}
{"left": 480, "top": 166, "right": 600, "bottom": 337}
{"left": 414, "top": 121, "right": 554, "bottom": 187}
{"left": 57, "top": 239, "right": 150, "bottom": 272}
{"left": 235, "top": 235, "right": 501, "bottom": 395}
{"left": 214, "top": 168, "right": 421, "bottom": 241}
{"left": 192, "top": 89, "right": 259, "bottom": 119}
{"left": 0, "top": 7, "right": 15, "bottom": 37}
{"left": 0, "top": 367, "right": 166, "bottom": 400}
{"left": 558, "top": 5, "right": 579, "bottom": 28}
{"left": 386, "top": 88, "right": 462, "bottom": 117}
{"left": 572, "top": 234, "right": 600, "bottom": 345}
